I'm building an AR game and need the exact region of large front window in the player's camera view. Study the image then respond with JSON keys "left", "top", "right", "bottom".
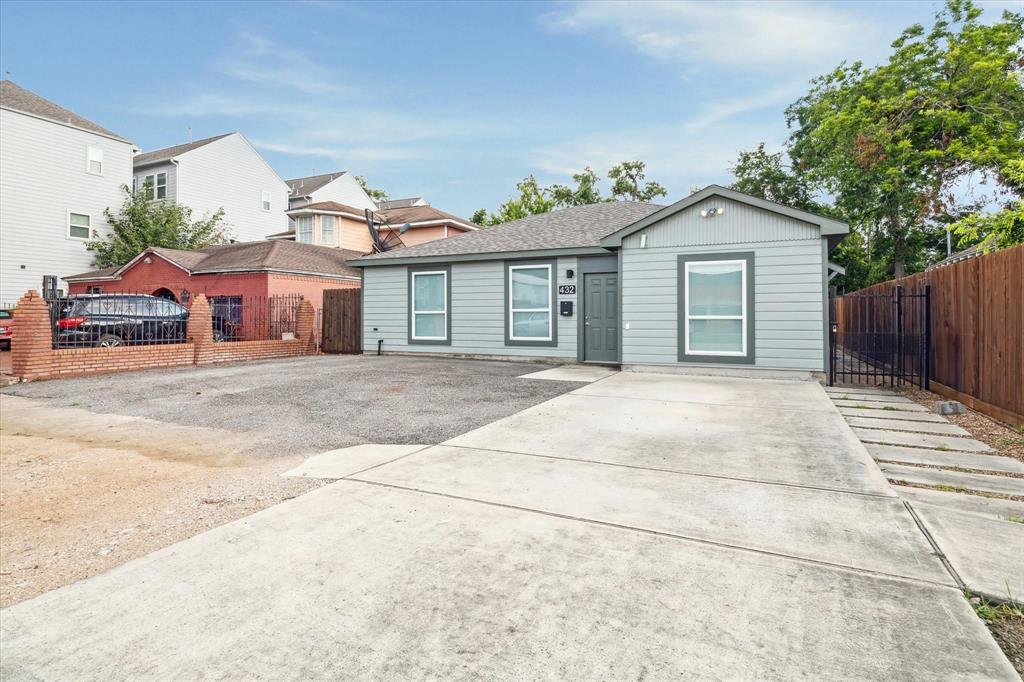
{"left": 509, "top": 264, "right": 552, "bottom": 341}
{"left": 684, "top": 260, "right": 746, "bottom": 355}
{"left": 296, "top": 216, "right": 313, "bottom": 243}
{"left": 411, "top": 270, "right": 447, "bottom": 341}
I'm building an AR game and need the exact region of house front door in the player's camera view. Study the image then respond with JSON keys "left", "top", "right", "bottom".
{"left": 583, "top": 272, "right": 618, "bottom": 363}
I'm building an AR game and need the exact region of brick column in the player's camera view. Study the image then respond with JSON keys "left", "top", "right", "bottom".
{"left": 187, "top": 294, "right": 213, "bottom": 364}
{"left": 296, "top": 300, "right": 316, "bottom": 353}
{"left": 11, "top": 290, "right": 54, "bottom": 381}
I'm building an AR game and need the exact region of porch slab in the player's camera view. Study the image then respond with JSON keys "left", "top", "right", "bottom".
{"left": 829, "top": 393, "right": 916, "bottom": 404}
{"left": 833, "top": 399, "right": 929, "bottom": 412}
{"left": 282, "top": 444, "right": 430, "bottom": 479}
{"left": 838, "top": 407, "right": 946, "bottom": 423}
{"left": 358, "top": 445, "right": 950, "bottom": 583}
{"left": 880, "top": 463, "right": 1024, "bottom": 497}
{"left": 867, "top": 444, "right": 1024, "bottom": 475}
{"left": 898, "top": 486, "right": 1024, "bottom": 522}
{"left": 517, "top": 365, "right": 618, "bottom": 383}
{"left": 852, "top": 428, "right": 992, "bottom": 453}
{"left": 911, "top": 502, "right": 1024, "bottom": 601}
{"left": 447, "top": 393, "right": 891, "bottom": 494}
{"left": 844, "top": 417, "right": 969, "bottom": 437}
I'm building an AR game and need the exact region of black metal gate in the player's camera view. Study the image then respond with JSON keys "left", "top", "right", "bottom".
{"left": 829, "top": 285, "right": 931, "bottom": 388}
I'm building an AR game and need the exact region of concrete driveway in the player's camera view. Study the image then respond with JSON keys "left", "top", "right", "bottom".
{"left": 1, "top": 371, "right": 1015, "bottom": 680}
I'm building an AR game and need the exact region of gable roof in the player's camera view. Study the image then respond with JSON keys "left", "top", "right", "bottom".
{"left": 64, "top": 241, "right": 363, "bottom": 282}
{"left": 286, "top": 201, "right": 368, "bottom": 219}
{"left": 378, "top": 197, "right": 426, "bottom": 210}
{"left": 351, "top": 201, "right": 663, "bottom": 266}
{"left": 286, "top": 171, "right": 348, "bottom": 197}
{"left": 132, "top": 133, "right": 234, "bottom": 167}
{"left": 0, "top": 80, "right": 130, "bottom": 142}
{"left": 378, "top": 204, "right": 478, "bottom": 231}
{"left": 599, "top": 184, "right": 848, "bottom": 247}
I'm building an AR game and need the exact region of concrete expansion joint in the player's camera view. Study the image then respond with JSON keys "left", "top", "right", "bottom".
{"left": 342, "top": 476, "right": 960, "bottom": 592}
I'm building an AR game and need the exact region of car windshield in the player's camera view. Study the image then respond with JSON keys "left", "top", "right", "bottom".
{"left": 0, "top": 310, "right": 11, "bottom": 319}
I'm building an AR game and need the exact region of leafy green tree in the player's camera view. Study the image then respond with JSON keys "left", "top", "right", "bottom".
{"left": 478, "top": 175, "right": 554, "bottom": 226}
{"left": 951, "top": 159, "right": 1024, "bottom": 251}
{"left": 786, "top": 0, "right": 1024, "bottom": 277}
{"left": 550, "top": 167, "right": 605, "bottom": 208}
{"left": 87, "top": 182, "right": 229, "bottom": 268}
{"left": 470, "top": 208, "right": 488, "bottom": 225}
{"left": 729, "top": 144, "right": 822, "bottom": 212}
{"left": 608, "top": 161, "right": 667, "bottom": 202}
{"left": 355, "top": 175, "right": 388, "bottom": 202}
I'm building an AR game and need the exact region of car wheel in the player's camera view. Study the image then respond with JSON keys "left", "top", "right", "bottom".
{"left": 97, "top": 334, "right": 123, "bottom": 348}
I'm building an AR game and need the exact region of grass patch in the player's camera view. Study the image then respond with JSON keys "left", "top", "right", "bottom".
{"left": 936, "top": 444, "right": 951, "bottom": 451}
{"left": 882, "top": 405, "right": 897, "bottom": 411}
{"left": 998, "top": 437, "right": 1024, "bottom": 448}
{"left": 1005, "top": 516, "right": 1024, "bottom": 524}
{"left": 965, "top": 590, "right": 1023, "bottom": 623}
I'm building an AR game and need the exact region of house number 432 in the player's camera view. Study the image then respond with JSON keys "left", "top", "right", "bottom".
{"left": 558, "top": 285, "right": 576, "bottom": 295}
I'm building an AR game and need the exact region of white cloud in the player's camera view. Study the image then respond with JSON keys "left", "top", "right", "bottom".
{"left": 544, "top": 1, "right": 881, "bottom": 72}
{"left": 216, "top": 32, "right": 353, "bottom": 96}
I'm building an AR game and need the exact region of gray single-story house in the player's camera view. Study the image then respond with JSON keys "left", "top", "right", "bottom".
{"left": 349, "top": 185, "right": 848, "bottom": 377}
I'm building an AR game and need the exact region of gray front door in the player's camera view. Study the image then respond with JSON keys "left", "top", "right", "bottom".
{"left": 583, "top": 273, "right": 618, "bottom": 362}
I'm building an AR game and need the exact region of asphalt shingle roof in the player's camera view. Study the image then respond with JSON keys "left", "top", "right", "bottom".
{"left": 133, "top": 133, "right": 233, "bottom": 167}
{"left": 65, "top": 241, "right": 363, "bottom": 281}
{"left": 353, "top": 201, "right": 663, "bottom": 263}
{"left": 286, "top": 172, "right": 347, "bottom": 196}
{"left": 379, "top": 205, "right": 477, "bottom": 230}
{"left": 0, "top": 80, "right": 129, "bottom": 142}
{"left": 287, "top": 201, "right": 368, "bottom": 217}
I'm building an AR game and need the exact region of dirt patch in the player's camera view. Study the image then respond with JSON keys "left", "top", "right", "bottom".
{"left": 0, "top": 396, "right": 324, "bottom": 608}
{"left": 977, "top": 601, "right": 1024, "bottom": 677}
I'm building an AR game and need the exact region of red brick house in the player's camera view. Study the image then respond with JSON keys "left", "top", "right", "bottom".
{"left": 63, "top": 240, "right": 362, "bottom": 311}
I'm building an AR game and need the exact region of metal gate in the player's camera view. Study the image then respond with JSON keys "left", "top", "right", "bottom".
{"left": 321, "top": 288, "right": 361, "bottom": 353}
{"left": 829, "top": 285, "right": 931, "bottom": 388}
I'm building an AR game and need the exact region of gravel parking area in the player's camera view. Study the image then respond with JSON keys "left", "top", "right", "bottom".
{"left": 0, "top": 355, "right": 584, "bottom": 607}
{"left": 2, "top": 355, "right": 583, "bottom": 456}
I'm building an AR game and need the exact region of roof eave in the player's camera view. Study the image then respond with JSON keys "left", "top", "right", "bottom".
{"left": 0, "top": 105, "right": 132, "bottom": 145}
{"left": 350, "top": 245, "right": 613, "bottom": 268}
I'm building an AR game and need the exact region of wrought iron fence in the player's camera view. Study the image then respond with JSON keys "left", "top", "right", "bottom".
{"left": 46, "top": 291, "right": 305, "bottom": 349}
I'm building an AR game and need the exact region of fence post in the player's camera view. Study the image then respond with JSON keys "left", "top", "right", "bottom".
{"left": 296, "top": 300, "right": 316, "bottom": 354}
{"left": 11, "top": 290, "right": 54, "bottom": 381}
{"left": 923, "top": 284, "right": 931, "bottom": 390}
{"left": 187, "top": 294, "right": 214, "bottom": 365}
{"left": 893, "top": 286, "right": 903, "bottom": 386}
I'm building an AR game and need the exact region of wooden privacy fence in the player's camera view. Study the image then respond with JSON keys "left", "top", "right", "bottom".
{"left": 834, "top": 244, "right": 1023, "bottom": 425}
{"left": 321, "top": 288, "right": 361, "bottom": 354}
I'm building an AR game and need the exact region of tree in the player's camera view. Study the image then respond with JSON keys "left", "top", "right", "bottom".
{"left": 728, "top": 144, "right": 821, "bottom": 212}
{"left": 87, "top": 182, "right": 229, "bottom": 268}
{"left": 477, "top": 176, "right": 554, "bottom": 226}
{"left": 355, "top": 175, "right": 388, "bottom": 202}
{"left": 786, "top": 0, "right": 1024, "bottom": 277}
{"left": 550, "top": 167, "right": 605, "bottom": 208}
{"left": 950, "top": 159, "right": 1024, "bottom": 251}
{"left": 608, "top": 161, "right": 667, "bottom": 202}
{"left": 470, "top": 208, "right": 488, "bottom": 225}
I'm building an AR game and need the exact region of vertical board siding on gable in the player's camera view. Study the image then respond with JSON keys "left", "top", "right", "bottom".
{"left": 621, "top": 196, "right": 825, "bottom": 371}
{"left": 363, "top": 257, "right": 577, "bottom": 358}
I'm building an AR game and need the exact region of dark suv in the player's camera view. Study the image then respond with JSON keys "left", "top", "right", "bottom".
{"left": 54, "top": 294, "right": 237, "bottom": 348}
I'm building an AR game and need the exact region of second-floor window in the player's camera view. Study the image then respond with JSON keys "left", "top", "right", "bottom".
{"left": 296, "top": 216, "right": 313, "bottom": 243}
{"left": 144, "top": 173, "right": 167, "bottom": 200}
{"left": 68, "top": 212, "right": 91, "bottom": 240}
{"left": 261, "top": 190, "right": 272, "bottom": 211}
{"left": 320, "top": 215, "right": 336, "bottom": 244}
{"left": 86, "top": 146, "right": 103, "bottom": 175}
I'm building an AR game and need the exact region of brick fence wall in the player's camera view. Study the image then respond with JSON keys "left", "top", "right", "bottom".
{"left": 10, "top": 290, "right": 318, "bottom": 382}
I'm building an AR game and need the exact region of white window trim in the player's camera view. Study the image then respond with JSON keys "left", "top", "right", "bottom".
{"left": 86, "top": 145, "right": 103, "bottom": 176}
{"left": 320, "top": 215, "right": 337, "bottom": 245}
{"left": 508, "top": 263, "right": 553, "bottom": 342}
{"left": 684, "top": 259, "right": 747, "bottom": 357}
{"left": 296, "top": 215, "right": 314, "bottom": 243}
{"left": 67, "top": 210, "right": 91, "bottom": 241}
{"left": 261, "top": 190, "right": 272, "bottom": 212}
{"left": 144, "top": 173, "right": 168, "bottom": 200}
{"left": 411, "top": 270, "right": 448, "bottom": 341}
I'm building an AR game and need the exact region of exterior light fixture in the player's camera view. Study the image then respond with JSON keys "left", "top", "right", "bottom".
{"left": 566, "top": 269, "right": 575, "bottom": 279}
{"left": 700, "top": 207, "right": 724, "bottom": 218}
{"left": 144, "top": 257, "right": 152, "bottom": 264}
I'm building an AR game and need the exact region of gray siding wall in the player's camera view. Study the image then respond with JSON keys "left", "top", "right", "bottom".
{"left": 133, "top": 162, "right": 177, "bottom": 202}
{"left": 363, "top": 257, "right": 578, "bottom": 358}
{"left": 622, "top": 196, "right": 826, "bottom": 371}
{"left": 1, "top": 108, "right": 133, "bottom": 301}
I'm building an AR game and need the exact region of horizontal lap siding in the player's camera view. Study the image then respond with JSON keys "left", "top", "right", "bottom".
{"left": 622, "top": 223, "right": 825, "bottom": 371}
{"left": 362, "top": 258, "right": 577, "bottom": 358}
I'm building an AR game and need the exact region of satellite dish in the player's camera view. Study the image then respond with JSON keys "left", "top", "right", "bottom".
{"left": 398, "top": 223, "right": 411, "bottom": 234}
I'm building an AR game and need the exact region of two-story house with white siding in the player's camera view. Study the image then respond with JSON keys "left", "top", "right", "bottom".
{"left": 0, "top": 80, "right": 134, "bottom": 302}
{"left": 285, "top": 171, "right": 378, "bottom": 213}
{"left": 131, "top": 132, "right": 289, "bottom": 243}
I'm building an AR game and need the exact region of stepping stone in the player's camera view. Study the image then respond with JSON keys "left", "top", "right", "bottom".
{"left": 830, "top": 393, "right": 915, "bottom": 404}
{"left": 282, "top": 444, "right": 430, "bottom": 479}
{"left": 879, "top": 462, "right": 1024, "bottom": 497}
{"left": 833, "top": 399, "right": 929, "bottom": 412}
{"left": 845, "top": 417, "right": 969, "bottom": 436}
{"left": 898, "top": 486, "right": 1024, "bottom": 522}
{"left": 867, "top": 444, "right": 1024, "bottom": 475}
{"left": 838, "top": 406, "right": 946, "bottom": 423}
{"left": 852, "top": 428, "right": 992, "bottom": 452}
{"left": 910, "top": 502, "right": 1024, "bottom": 602}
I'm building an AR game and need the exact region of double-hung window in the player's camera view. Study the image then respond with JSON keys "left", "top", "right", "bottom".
{"left": 320, "top": 215, "right": 336, "bottom": 244}
{"left": 86, "top": 145, "right": 103, "bottom": 175}
{"left": 261, "top": 190, "right": 272, "bottom": 211}
{"left": 296, "top": 216, "right": 313, "bottom": 243}
{"left": 410, "top": 269, "right": 448, "bottom": 343}
{"left": 68, "top": 212, "right": 91, "bottom": 239}
{"left": 144, "top": 173, "right": 167, "bottom": 200}
{"left": 682, "top": 257, "right": 749, "bottom": 358}
{"left": 507, "top": 263, "right": 554, "bottom": 344}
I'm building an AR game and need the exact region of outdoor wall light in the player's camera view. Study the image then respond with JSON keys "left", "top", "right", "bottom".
{"left": 700, "top": 207, "right": 724, "bottom": 218}
{"left": 143, "top": 257, "right": 152, "bottom": 264}
{"left": 566, "top": 268, "right": 575, "bottom": 279}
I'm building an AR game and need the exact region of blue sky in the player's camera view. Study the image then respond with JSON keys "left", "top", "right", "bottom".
{"left": 1, "top": 0, "right": 1019, "bottom": 217}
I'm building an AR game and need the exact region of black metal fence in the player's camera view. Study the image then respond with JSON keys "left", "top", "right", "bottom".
{"left": 829, "top": 285, "right": 931, "bottom": 388}
{"left": 46, "top": 291, "right": 304, "bottom": 349}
